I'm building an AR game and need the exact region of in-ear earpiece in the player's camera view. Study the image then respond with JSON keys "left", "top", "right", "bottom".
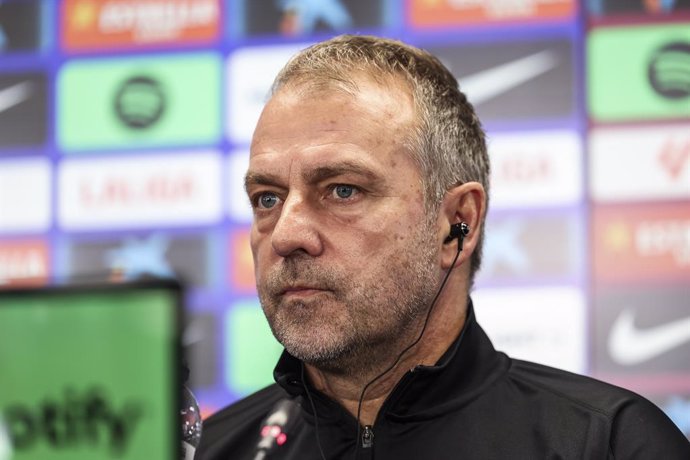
{"left": 444, "top": 222, "right": 470, "bottom": 244}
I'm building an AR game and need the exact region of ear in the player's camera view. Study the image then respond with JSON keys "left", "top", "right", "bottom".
{"left": 438, "top": 182, "right": 486, "bottom": 270}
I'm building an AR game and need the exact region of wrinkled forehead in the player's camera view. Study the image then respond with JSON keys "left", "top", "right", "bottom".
{"left": 247, "top": 73, "right": 421, "bottom": 185}
{"left": 275, "top": 70, "right": 416, "bottom": 116}
{"left": 253, "top": 72, "right": 418, "bottom": 149}
{"left": 275, "top": 65, "right": 414, "bottom": 96}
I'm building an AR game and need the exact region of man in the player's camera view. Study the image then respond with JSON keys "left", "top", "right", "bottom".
{"left": 196, "top": 35, "right": 690, "bottom": 459}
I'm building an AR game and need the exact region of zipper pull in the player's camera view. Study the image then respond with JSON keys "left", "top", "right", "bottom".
{"left": 361, "top": 425, "right": 374, "bottom": 448}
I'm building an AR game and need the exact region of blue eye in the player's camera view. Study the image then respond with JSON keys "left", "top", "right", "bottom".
{"left": 258, "top": 193, "right": 279, "bottom": 209}
{"left": 334, "top": 185, "right": 355, "bottom": 199}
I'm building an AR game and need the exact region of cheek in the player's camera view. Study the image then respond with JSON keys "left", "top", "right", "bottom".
{"left": 249, "top": 227, "right": 269, "bottom": 271}
{"left": 338, "top": 217, "right": 414, "bottom": 261}
{"left": 249, "top": 226, "right": 259, "bottom": 257}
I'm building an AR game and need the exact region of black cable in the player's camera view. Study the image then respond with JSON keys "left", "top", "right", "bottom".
{"left": 301, "top": 362, "right": 328, "bottom": 460}
{"left": 351, "top": 242, "right": 463, "bottom": 460}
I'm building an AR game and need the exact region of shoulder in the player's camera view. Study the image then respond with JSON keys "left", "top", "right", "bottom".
{"left": 506, "top": 359, "right": 690, "bottom": 456}
{"left": 508, "top": 359, "right": 638, "bottom": 415}
{"left": 196, "top": 384, "right": 290, "bottom": 459}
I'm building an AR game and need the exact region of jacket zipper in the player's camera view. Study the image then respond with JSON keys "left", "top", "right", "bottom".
{"left": 361, "top": 425, "right": 374, "bottom": 448}
{"left": 357, "top": 371, "right": 418, "bottom": 454}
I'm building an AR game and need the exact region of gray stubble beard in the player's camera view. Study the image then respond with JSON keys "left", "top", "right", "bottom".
{"left": 257, "top": 226, "right": 440, "bottom": 377}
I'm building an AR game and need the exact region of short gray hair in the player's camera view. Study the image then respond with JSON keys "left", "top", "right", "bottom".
{"left": 270, "top": 35, "right": 490, "bottom": 286}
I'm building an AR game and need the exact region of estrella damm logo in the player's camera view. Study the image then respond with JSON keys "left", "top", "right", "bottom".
{"left": 61, "top": 0, "right": 220, "bottom": 52}
{"left": 408, "top": 0, "right": 574, "bottom": 28}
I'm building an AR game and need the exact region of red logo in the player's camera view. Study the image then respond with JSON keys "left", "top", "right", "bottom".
{"left": 79, "top": 174, "right": 196, "bottom": 208}
{"left": 593, "top": 203, "right": 690, "bottom": 284}
{"left": 0, "top": 240, "right": 50, "bottom": 286}
{"left": 497, "top": 153, "right": 552, "bottom": 184}
{"left": 658, "top": 138, "right": 690, "bottom": 181}
{"left": 229, "top": 229, "right": 256, "bottom": 293}
{"left": 408, "top": 0, "right": 574, "bottom": 28}
{"left": 62, "top": 0, "right": 220, "bottom": 51}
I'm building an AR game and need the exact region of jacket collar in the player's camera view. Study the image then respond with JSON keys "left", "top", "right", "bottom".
{"left": 273, "top": 298, "right": 510, "bottom": 423}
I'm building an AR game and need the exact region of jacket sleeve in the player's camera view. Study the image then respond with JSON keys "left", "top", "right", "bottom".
{"left": 610, "top": 396, "right": 690, "bottom": 458}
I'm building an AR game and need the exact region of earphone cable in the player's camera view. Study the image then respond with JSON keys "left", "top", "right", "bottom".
{"left": 351, "top": 242, "right": 463, "bottom": 459}
{"left": 301, "top": 362, "right": 328, "bottom": 460}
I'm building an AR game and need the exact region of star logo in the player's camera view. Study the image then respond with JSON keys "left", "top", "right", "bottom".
{"left": 105, "top": 234, "right": 174, "bottom": 280}
{"left": 663, "top": 396, "right": 690, "bottom": 436}
{"left": 482, "top": 219, "right": 529, "bottom": 275}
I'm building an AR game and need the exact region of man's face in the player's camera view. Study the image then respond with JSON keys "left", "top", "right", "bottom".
{"left": 246, "top": 78, "right": 441, "bottom": 371}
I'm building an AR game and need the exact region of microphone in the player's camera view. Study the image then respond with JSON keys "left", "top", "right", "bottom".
{"left": 180, "top": 359, "right": 202, "bottom": 460}
{"left": 181, "top": 385, "right": 202, "bottom": 460}
{"left": 253, "top": 399, "right": 301, "bottom": 460}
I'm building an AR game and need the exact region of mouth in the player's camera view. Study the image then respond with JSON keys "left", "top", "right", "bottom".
{"left": 280, "top": 286, "right": 329, "bottom": 298}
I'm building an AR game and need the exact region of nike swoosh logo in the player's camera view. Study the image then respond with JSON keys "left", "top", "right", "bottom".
{"left": 458, "top": 50, "right": 558, "bottom": 105}
{"left": 0, "top": 81, "right": 33, "bottom": 114}
{"left": 608, "top": 309, "right": 690, "bottom": 365}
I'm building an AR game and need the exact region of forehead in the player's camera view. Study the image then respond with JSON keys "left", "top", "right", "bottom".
{"left": 250, "top": 75, "right": 416, "bottom": 159}
{"left": 247, "top": 78, "right": 420, "bottom": 190}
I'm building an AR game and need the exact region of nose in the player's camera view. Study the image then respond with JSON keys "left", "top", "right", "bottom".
{"left": 271, "top": 194, "right": 324, "bottom": 258}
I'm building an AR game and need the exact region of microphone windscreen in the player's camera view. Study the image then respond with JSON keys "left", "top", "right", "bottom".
{"left": 254, "top": 398, "right": 301, "bottom": 458}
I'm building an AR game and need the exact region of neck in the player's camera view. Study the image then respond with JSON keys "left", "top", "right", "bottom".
{"left": 304, "top": 292, "right": 468, "bottom": 426}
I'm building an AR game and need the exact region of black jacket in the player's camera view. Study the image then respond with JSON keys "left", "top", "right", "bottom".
{"left": 196, "top": 302, "right": 690, "bottom": 459}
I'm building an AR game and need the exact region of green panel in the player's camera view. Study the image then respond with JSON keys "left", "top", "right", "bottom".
{"left": 0, "top": 289, "right": 176, "bottom": 459}
{"left": 58, "top": 53, "right": 221, "bottom": 151}
{"left": 587, "top": 23, "right": 690, "bottom": 122}
{"left": 225, "top": 301, "right": 283, "bottom": 395}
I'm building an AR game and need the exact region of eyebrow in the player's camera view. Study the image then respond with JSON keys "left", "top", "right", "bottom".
{"left": 244, "top": 161, "right": 382, "bottom": 193}
{"left": 303, "top": 161, "right": 380, "bottom": 184}
{"left": 244, "top": 172, "right": 282, "bottom": 193}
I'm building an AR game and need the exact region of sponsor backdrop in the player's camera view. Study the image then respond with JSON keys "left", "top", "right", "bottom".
{"left": 0, "top": 0, "right": 688, "bottom": 438}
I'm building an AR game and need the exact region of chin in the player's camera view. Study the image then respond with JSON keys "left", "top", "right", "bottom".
{"left": 279, "top": 329, "right": 353, "bottom": 364}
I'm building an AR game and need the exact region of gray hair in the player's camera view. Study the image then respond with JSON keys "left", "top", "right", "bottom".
{"left": 270, "top": 35, "right": 490, "bottom": 286}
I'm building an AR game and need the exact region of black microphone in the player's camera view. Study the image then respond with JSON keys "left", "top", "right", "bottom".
{"left": 253, "top": 399, "right": 301, "bottom": 460}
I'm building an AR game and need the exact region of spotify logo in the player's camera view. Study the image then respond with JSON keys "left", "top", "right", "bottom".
{"left": 114, "top": 75, "right": 167, "bottom": 129}
{"left": 648, "top": 41, "right": 690, "bottom": 100}
{"left": 1, "top": 386, "right": 143, "bottom": 455}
